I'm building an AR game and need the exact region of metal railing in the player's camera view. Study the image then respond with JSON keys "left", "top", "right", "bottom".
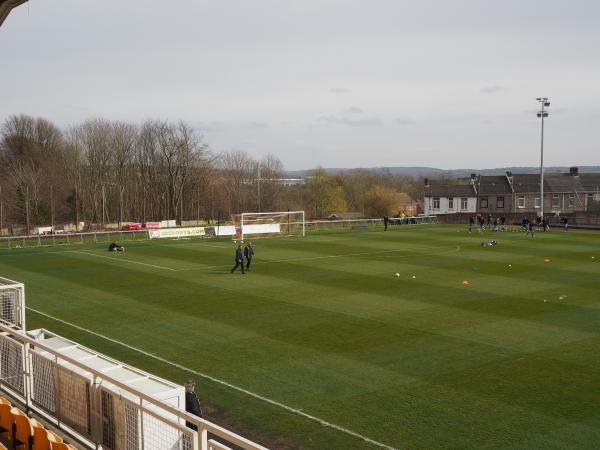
{"left": 0, "top": 323, "right": 269, "bottom": 450}
{"left": 0, "top": 229, "right": 149, "bottom": 249}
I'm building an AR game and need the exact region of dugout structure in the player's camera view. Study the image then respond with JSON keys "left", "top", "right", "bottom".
{"left": 0, "top": 277, "right": 25, "bottom": 330}
{"left": 233, "top": 211, "right": 306, "bottom": 241}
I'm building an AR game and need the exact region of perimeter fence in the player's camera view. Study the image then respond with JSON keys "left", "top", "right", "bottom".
{"left": 0, "top": 215, "right": 438, "bottom": 250}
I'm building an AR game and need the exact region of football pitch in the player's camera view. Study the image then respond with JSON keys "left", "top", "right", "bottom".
{"left": 1, "top": 225, "right": 599, "bottom": 449}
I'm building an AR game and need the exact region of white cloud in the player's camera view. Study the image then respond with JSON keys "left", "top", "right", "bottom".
{"left": 330, "top": 87, "right": 352, "bottom": 94}
{"left": 480, "top": 85, "right": 506, "bottom": 94}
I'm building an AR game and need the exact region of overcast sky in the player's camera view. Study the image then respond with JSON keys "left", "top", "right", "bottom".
{"left": 1, "top": 0, "right": 599, "bottom": 170}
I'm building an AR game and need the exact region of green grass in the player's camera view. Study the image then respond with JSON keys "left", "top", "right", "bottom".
{"left": 1, "top": 225, "right": 600, "bottom": 449}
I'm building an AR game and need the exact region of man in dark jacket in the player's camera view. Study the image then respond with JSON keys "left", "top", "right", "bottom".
{"left": 184, "top": 379, "right": 203, "bottom": 430}
{"left": 244, "top": 242, "right": 254, "bottom": 271}
{"left": 383, "top": 215, "right": 389, "bottom": 231}
{"left": 231, "top": 245, "right": 245, "bottom": 274}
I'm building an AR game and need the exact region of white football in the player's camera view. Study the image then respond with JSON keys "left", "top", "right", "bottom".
{"left": 395, "top": 273, "right": 400, "bottom": 278}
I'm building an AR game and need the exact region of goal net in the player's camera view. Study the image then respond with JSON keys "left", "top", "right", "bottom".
{"left": 0, "top": 277, "right": 25, "bottom": 330}
{"left": 232, "top": 211, "right": 305, "bottom": 240}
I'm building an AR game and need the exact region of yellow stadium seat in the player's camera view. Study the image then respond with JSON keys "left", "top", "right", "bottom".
{"left": 12, "top": 408, "right": 35, "bottom": 449}
{"left": 0, "top": 402, "right": 13, "bottom": 442}
{"left": 32, "top": 419, "right": 63, "bottom": 450}
{"left": 51, "top": 442, "right": 77, "bottom": 450}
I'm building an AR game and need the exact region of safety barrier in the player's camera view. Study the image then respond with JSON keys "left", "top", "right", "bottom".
{"left": 0, "top": 324, "right": 269, "bottom": 450}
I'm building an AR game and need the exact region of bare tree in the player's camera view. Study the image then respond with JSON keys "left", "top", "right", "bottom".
{"left": 218, "top": 150, "right": 255, "bottom": 216}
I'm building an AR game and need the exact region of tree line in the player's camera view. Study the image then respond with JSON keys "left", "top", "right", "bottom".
{"left": 0, "top": 114, "right": 424, "bottom": 234}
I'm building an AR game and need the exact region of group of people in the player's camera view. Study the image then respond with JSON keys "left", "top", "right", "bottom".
{"left": 231, "top": 242, "right": 254, "bottom": 274}
{"left": 469, "top": 214, "right": 570, "bottom": 237}
{"left": 469, "top": 215, "right": 508, "bottom": 233}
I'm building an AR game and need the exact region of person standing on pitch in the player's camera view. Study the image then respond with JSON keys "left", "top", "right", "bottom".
{"left": 184, "top": 379, "right": 203, "bottom": 430}
{"left": 231, "top": 244, "right": 245, "bottom": 274}
{"left": 528, "top": 220, "right": 535, "bottom": 238}
{"left": 383, "top": 215, "right": 389, "bottom": 231}
{"left": 244, "top": 242, "right": 254, "bottom": 271}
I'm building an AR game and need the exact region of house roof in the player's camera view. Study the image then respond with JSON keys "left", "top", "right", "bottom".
{"left": 395, "top": 192, "right": 416, "bottom": 204}
{"left": 579, "top": 173, "right": 600, "bottom": 192}
{"left": 424, "top": 172, "right": 600, "bottom": 197}
{"left": 511, "top": 173, "right": 597, "bottom": 194}
{"left": 478, "top": 176, "right": 512, "bottom": 195}
{"left": 424, "top": 184, "right": 476, "bottom": 197}
{"left": 511, "top": 174, "right": 541, "bottom": 193}
{"left": 544, "top": 174, "right": 586, "bottom": 193}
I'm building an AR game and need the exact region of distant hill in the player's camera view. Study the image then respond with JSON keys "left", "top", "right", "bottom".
{"left": 287, "top": 166, "right": 600, "bottom": 178}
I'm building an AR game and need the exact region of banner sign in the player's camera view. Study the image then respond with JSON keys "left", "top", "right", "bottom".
{"left": 214, "top": 225, "right": 237, "bottom": 236}
{"left": 242, "top": 223, "right": 281, "bottom": 234}
{"left": 149, "top": 227, "right": 205, "bottom": 239}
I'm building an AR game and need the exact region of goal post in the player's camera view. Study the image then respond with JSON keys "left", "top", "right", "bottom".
{"left": 0, "top": 277, "right": 25, "bottom": 330}
{"left": 233, "top": 211, "right": 305, "bottom": 240}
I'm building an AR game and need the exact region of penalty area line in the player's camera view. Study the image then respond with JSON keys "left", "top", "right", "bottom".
{"left": 69, "top": 250, "right": 178, "bottom": 271}
{"left": 26, "top": 307, "right": 397, "bottom": 450}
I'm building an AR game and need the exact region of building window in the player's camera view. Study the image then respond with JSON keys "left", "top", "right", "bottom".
{"left": 497, "top": 196, "right": 504, "bottom": 208}
{"left": 552, "top": 194, "right": 560, "bottom": 208}
{"left": 448, "top": 197, "right": 454, "bottom": 209}
{"left": 517, "top": 195, "right": 525, "bottom": 208}
{"left": 461, "top": 198, "right": 468, "bottom": 210}
{"left": 535, "top": 197, "right": 541, "bottom": 209}
{"left": 568, "top": 194, "right": 575, "bottom": 207}
{"left": 433, "top": 197, "right": 440, "bottom": 209}
{"left": 480, "top": 196, "right": 488, "bottom": 208}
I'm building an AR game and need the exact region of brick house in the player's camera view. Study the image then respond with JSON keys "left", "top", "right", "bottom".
{"left": 508, "top": 168, "right": 600, "bottom": 215}
{"left": 424, "top": 167, "right": 600, "bottom": 218}
{"left": 476, "top": 175, "right": 513, "bottom": 215}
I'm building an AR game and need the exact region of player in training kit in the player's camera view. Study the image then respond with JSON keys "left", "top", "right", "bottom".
{"left": 108, "top": 242, "right": 125, "bottom": 252}
{"left": 527, "top": 221, "right": 535, "bottom": 238}
{"left": 231, "top": 245, "right": 245, "bottom": 274}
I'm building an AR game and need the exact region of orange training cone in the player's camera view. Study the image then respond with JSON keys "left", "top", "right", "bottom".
{"left": 544, "top": 258, "right": 551, "bottom": 263}
{"left": 462, "top": 280, "right": 471, "bottom": 286}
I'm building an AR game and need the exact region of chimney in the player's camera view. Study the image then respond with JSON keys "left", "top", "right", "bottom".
{"left": 569, "top": 166, "right": 579, "bottom": 177}
{"left": 506, "top": 171, "right": 512, "bottom": 178}
{"left": 424, "top": 178, "right": 429, "bottom": 187}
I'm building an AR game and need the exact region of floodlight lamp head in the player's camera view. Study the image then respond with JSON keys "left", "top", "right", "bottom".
{"left": 544, "top": 102, "right": 550, "bottom": 107}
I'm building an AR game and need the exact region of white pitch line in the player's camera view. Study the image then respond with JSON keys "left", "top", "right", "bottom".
{"left": 69, "top": 250, "right": 178, "bottom": 271}
{"left": 27, "top": 306, "right": 397, "bottom": 450}
{"left": 176, "top": 245, "right": 457, "bottom": 271}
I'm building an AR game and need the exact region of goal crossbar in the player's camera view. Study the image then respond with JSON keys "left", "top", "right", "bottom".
{"left": 238, "top": 211, "right": 305, "bottom": 240}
